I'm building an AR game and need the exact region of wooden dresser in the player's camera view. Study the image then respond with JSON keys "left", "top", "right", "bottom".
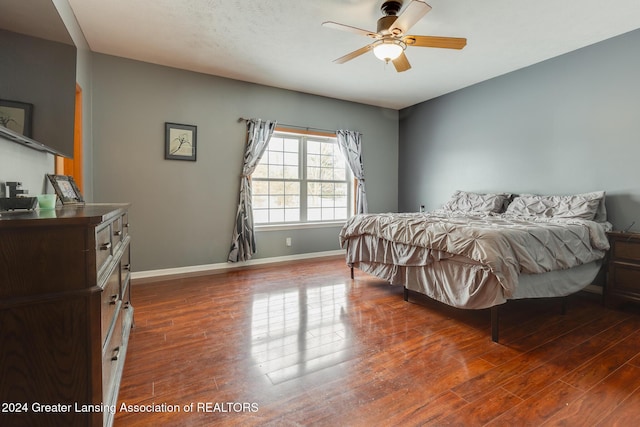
{"left": 0, "top": 204, "right": 133, "bottom": 426}
{"left": 606, "top": 231, "right": 640, "bottom": 307}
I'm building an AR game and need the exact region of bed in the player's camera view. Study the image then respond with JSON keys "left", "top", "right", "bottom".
{"left": 339, "top": 190, "right": 612, "bottom": 342}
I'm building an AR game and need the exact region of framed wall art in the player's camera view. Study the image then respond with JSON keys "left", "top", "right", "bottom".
{"left": 0, "top": 99, "right": 33, "bottom": 138}
{"left": 165, "top": 122, "right": 197, "bottom": 161}
{"left": 47, "top": 174, "right": 85, "bottom": 205}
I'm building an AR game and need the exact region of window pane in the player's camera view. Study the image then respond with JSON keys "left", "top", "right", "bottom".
{"left": 284, "top": 152, "right": 298, "bottom": 165}
{"left": 254, "top": 195, "right": 269, "bottom": 208}
{"left": 308, "top": 195, "right": 321, "bottom": 208}
{"left": 335, "top": 196, "right": 347, "bottom": 207}
{"left": 307, "top": 167, "right": 320, "bottom": 180}
{"left": 336, "top": 183, "right": 347, "bottom": 195}
{"left": 284, "top": 166, "right": 298, "bottom": 179}
{"left": 285, "top": 195, "right": 299, "bottom": 208}
{"left": 270, "top": 195, "right": 284, "bottom": 208}
{"left": 307, "top": 140, "right": 320, "bottom": 154}
{"left": 334, "top": 168, "right": 346, "bottom": 181}
{"left": 269, "top": 137, "right": 283, "bottom": 151}
{"left": 270, "top": 181, "right": 284, "bottom": 194}
{"left": 285, "top": 209, "right": 299, "bottom": 222}
{"left": 308, "top": 208, "right": 321, "bottom": 221}
{"left": 269, "top": 166, "right": 283, "bottom": 179}
{"left": 285, "top": 182, "right": 299, "bottom": 193}
{"left": 308, "top": 154, "right": 320, "bottom": 167}
{"left": 322, "top": 208, "right": 334, "bottom": 219}
{"left": 283, "top": 138, "right": 298, "bottom": 152}
{"left": 254, "top": 209, "right": 269, "bottom": 224}
{"left": 271, "top": 209, "right": 285, "bottom": 222}
{"left": 253, "top": 181, "right": 268, "bottom": 194}
{"left": 335, "top": 208, "right": 347, "bottom": 220}
{"left": 253, "top": 164, "right": 268, "bottom": 178}
{"left": 320, "top": 168, "right": 333, "bottom": 180}
{"left": 269, "top": 151, "right": 283, "bottom": 165}
{"left": 308, "top": 182, "right": 320, "bottom": 195}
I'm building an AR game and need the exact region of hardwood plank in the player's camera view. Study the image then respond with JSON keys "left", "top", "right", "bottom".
{"left": 113, "top": 258, "right": 640, "bottom": 426}
{"left": 543, "top": 364, "right": 640, "bottom": 426}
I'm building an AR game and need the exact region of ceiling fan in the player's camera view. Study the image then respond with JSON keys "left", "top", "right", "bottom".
{"left": 322, "top": 0, "right": 466, "bottom": 72}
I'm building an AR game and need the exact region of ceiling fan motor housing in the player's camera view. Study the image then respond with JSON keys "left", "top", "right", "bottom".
{"left": 378, "top": 1, "right": 403, "bottom": 34}
{"left": 381, "top": 0, "right": 403, "bottom": 16}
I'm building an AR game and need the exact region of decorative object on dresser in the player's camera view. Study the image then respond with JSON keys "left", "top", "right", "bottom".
{"left": 165, "top": 122, "right": 197, "bottom": 161}
{"left": 47, "top": 174, "right": 84, "bottom": 205}
{"left": 606, "top": 230, "right": 640, "bottom": 307}
{"left": 0, "top": 181, "right": 37, "bottom": 211}
{"left": 0, "top": 204, "right": 133, "bottom": 427}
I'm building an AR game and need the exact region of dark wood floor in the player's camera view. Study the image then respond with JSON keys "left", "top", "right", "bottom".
{"left": 115, "top": 257, "right": 640, "bottom": 426}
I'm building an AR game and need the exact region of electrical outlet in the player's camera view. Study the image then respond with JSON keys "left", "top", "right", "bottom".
{"left": 285, "top": 237, "right": 292, "bottom": 247}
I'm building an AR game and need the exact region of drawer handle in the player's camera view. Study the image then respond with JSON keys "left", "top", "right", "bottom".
{"left": 123, "top": 263, "right": 131, "bottom": 271}
{"left": 124, "top": 223, "right": 130, "bottom": 228}
{"left": 111, "top": 346, "right": 120, "bottom": 361}
{"left": 114, "top": 230, "right": 122, "bottom": 236}
{"left": 109, "top": 294, "right": 118, "bottom": 305}
{"left": 100, "top": 242, "right": 112, "bottom": 251}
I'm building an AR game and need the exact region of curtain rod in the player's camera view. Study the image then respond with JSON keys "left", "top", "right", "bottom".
{"left": 237, "top": 117, "right": 358, "bottom": 136}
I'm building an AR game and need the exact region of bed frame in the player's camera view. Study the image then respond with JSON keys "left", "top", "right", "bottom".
{"left": 350, "top": 266, "right": 568, "bottom": 343}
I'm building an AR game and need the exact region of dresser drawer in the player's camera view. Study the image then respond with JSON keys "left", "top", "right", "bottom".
{"left": 102, "top": 311, "right": 123, "bottom": 408}
{"left": 610, "top": 262, "right": 640, "bottom": 293}
{"left": 101, "top": 264, "right": 121, "bottom": 345}
{"left": 612, "top": 239, "right": 640, "bottom": 262}
{"left": 96, "top": 224, "right": 113, "bottom": 278}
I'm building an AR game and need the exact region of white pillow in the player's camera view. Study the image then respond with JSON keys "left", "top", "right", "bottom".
{"left": 505, "top": 191, "right": 605, "bottom": 220}
{"left": 441, "top": 190, "right": 511, "bottom": 214}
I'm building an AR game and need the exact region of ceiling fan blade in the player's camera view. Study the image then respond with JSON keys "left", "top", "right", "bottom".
{"left": 333, "top": 44, "right": 375, "bottom": 64}
{"left": 403, "top": 35, "right": 467, "bottom": 49}
{"left": 389, "top": 0, "right": 432, "bottom": 36}
{"left": 392, "top": 52, "right": 411, "bottom": 72}
{"left": 322, "top": 21, "right": 379, "bottom": 39}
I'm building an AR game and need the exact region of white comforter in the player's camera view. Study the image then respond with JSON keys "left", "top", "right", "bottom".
{"left": 339, "top": 211, "right": 611, "bottom": 298}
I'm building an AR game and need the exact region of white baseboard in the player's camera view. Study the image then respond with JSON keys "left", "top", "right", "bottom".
{"left": 131, "top": 250, "right": 345, "bottom": 284}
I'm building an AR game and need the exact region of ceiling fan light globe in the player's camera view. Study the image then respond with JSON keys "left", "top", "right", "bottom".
{"left": 373, "top": 42, "right": 404, "bottom": 62}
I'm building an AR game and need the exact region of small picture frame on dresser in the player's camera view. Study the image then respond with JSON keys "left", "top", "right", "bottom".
{"left": 47, "top": 174, "right": 84, "bottom": 205}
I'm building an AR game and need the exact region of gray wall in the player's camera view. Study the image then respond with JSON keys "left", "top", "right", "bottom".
{"left": 399, "top": 28, "right": 640, "bottom": 231}
{"left": 91, "top": 54, "right": 398, "bottom": 272}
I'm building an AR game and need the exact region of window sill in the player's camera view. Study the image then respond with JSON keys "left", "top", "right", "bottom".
{"left": 255, "top": 221, "right": 346, "bottom": 232}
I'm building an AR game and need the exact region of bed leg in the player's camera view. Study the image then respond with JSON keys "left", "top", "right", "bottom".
{"left": 561, "top": 297, "right": 567, "bottom": 315}
{"left": 491, "top": 306, "right": 499, "bottom": 343}
{"left": 350, "top": 266, "right": 354, "bottom": 279}
{"left": 403, "top": 287, "right": 409, "bottom": 302}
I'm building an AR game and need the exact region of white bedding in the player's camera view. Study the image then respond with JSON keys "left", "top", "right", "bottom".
{"left": 340, "top": 211, "right": 611, "bottom": 309}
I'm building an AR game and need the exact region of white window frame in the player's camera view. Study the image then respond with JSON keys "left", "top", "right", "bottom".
{"left": 253, "top": 130, "right": 352, "bottom": 230}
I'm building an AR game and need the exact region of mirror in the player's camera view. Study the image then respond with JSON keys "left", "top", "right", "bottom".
{"left": 0, "top": 0, "right": 77, "bottom": 158}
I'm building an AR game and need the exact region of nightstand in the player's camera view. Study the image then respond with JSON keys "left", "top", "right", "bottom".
{"left": 606, "top": 231, "right": 640, "bottom": 307}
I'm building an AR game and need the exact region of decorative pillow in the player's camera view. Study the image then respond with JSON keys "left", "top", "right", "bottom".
{"left": 441, "top": 190, "right": 512, "bottom": 214}
{"left": 505, "top": 191, "right": 605, "bottom": 220}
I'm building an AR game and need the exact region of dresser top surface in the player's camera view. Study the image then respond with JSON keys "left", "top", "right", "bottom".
{"left": 0, "top": 203, "right": 129, "bottom": 228}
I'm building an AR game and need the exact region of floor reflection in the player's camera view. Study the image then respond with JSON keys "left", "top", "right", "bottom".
{"left": 251, "top": 283, "right": 348, "bottom": 384}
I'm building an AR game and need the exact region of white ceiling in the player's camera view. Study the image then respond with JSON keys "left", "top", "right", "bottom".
{"left": 65, "top": 0, "right": 640, "bottom": 109}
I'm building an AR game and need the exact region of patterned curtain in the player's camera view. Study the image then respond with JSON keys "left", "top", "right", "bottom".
{"left": 228, "top": 119, "right": 277, "bottom": 262}
{"left": 336, "top": 129, "right": 368, "bottom": 214}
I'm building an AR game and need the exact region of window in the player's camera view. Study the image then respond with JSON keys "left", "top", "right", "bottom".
{"left": 252, "top": 131, "right": 351, "bottom": 225}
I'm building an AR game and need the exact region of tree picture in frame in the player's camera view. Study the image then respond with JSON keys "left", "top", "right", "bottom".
{"left": 47, "top": 174, "right": 85, "bottom": 205}
{"left": 165, "top": 122, "right": 197, "bottom": 161}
